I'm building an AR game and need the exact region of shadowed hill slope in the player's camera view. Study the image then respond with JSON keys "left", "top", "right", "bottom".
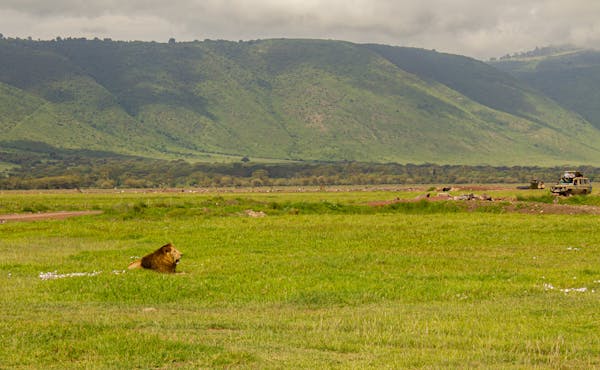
{"left": 490, "top": 48, "right": 600, "bottom": 131}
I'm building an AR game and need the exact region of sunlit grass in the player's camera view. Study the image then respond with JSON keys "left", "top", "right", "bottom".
{"left": 1, "top": 191, "right": 600, "bottom": 367}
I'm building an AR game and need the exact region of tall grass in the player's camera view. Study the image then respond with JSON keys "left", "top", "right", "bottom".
{"left": 1, "top": 191, "right": 600, "bottom": 367}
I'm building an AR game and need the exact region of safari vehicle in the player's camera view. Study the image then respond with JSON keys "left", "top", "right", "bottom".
{"left": 517, "top": 179, "right": 545, "bottom": 190}
{"left": 551, "top": 171, "right": 592, "bottom": 195}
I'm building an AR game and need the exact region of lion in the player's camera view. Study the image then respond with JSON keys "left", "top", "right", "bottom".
{"left": 128, "top": 243, "right": 183, "bottom": 273}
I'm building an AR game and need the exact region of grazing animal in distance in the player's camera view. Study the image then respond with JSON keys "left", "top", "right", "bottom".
{"left": 128, "top": 243, "right": 182, "bottom": 273}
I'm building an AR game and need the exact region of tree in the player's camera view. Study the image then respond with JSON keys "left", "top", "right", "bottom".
{"left": 168, "top": 37, "right": 176, "bottom": 44}
{"left": 252, "top": 169, "right": 269, "bottom": 180}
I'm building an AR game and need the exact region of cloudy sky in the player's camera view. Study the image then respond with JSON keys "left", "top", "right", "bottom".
{"left": 1, "top": 0, "right": 599, "bottom": 60}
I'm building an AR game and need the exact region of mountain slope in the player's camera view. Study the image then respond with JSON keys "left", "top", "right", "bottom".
{"left": 490, "top": 47, "right": 600, "bottom": 130}
{"left": 1, "top": 38, "right": 600, "bottom": 165}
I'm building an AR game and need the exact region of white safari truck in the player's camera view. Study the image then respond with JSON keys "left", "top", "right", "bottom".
{"left": 551, "top": 171, "right": 592, "bottom": 195}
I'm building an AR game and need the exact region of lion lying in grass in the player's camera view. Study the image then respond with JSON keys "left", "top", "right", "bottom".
{"left": 128, "top": 243, "right": 182, "bottom": 273}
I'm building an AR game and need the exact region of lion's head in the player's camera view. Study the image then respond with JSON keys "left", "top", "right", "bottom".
{"left": 160, "top": 243, "right": 182, "bottom": 267}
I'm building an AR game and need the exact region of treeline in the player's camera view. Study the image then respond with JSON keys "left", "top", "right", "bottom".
{"left": 1, "top": 155, "right": 598, "bottom": 190}
{"left": 491, "top": 45, "right": 578, "bottom": 61}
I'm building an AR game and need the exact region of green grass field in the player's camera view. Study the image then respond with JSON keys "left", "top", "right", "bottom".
{"left": 1, "top": 189, "right": 600, "bottom": 368}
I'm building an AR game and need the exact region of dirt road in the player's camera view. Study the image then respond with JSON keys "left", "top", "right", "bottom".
{"left": 0, "top": 210, "right": 103, "bottom": 223}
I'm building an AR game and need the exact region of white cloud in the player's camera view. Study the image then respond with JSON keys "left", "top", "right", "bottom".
{"left": 1, "top": 0, "right": 599, "bottom": 59}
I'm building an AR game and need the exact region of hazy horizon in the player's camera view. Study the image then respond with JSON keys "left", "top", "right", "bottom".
{"left": 1, "top": 1, "right": 599, "bottom": 60}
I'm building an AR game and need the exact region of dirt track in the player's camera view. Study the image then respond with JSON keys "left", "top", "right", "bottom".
{"left": 0, "top": 211, "right": 103, "bottom": 223}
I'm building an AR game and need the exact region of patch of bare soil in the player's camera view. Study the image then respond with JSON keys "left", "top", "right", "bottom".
{"left": 368, "top": 194, "right": 600, "bottom": 215}
{"left": 502, "top": 202, "right": 600, "bottom": 215}
{"left": 0, "top": 210, "right": 103, "bottom": 223}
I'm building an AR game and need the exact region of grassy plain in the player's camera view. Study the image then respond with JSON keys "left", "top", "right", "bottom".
{"left": 1, "top": 188, "right": 600, "bottom": 368}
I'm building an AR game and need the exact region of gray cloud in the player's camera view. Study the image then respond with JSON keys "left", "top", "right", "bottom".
{"left": 1, "top": 0, "right": 599, "bottom": 59}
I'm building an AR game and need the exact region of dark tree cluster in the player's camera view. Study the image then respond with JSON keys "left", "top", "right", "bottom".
{"left": 1, "top": 152, "right": 596, "bottom": 190}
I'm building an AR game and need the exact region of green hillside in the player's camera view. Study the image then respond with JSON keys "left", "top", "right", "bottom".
{"left": 2, "top": 37, "right": 600, "bottom": 166}
{"left": 490, "top": 48, "right": 600, "bottom": 130}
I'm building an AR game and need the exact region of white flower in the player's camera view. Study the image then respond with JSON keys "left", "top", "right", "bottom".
{"left": 560, "top": 287, "right": 588, "bottom": 293}
{"left": 39, "top": 271, "right": 102, "bottom": 280}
